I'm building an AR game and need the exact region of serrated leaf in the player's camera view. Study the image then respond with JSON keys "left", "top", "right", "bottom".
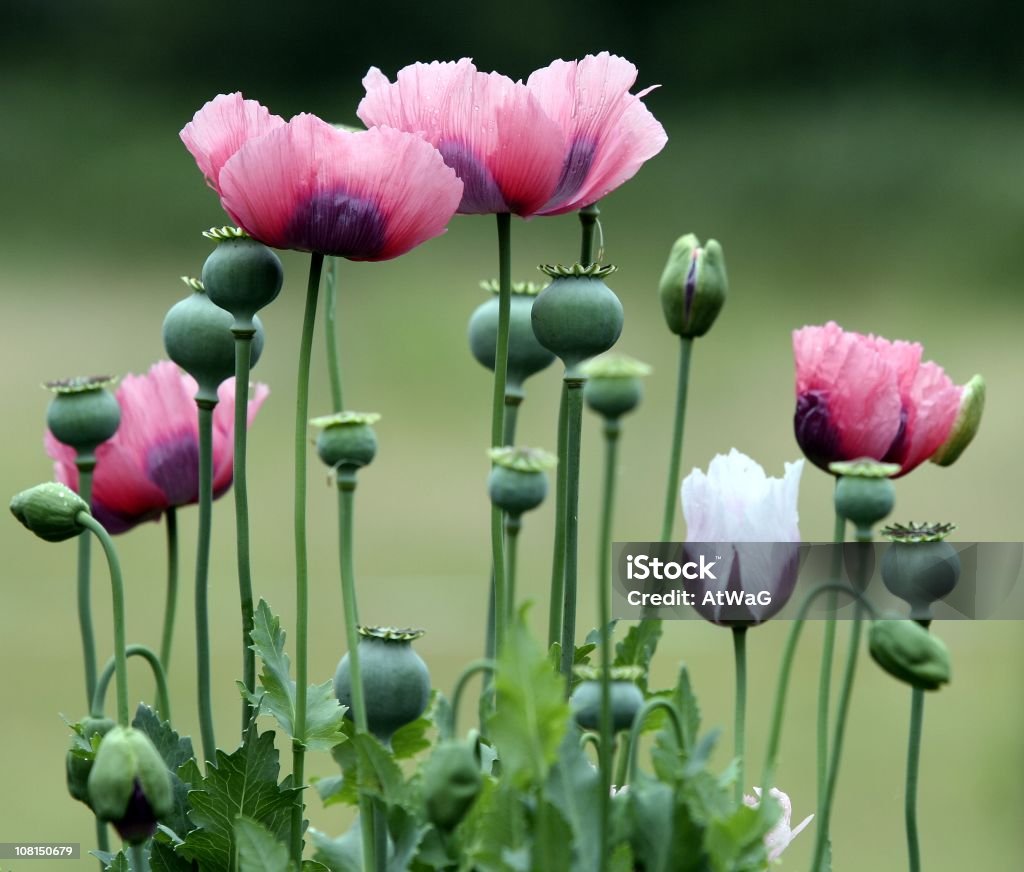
{"left": 149, "top": 839, "right": 194, "bottom": 872}
{"left": 488, "top": 610, "right": 570, "bottom": 788}
{"left": 613, "top": 621, "right": 662, "bottom": 691}
{"left": 311, "top": 826, "right": 362, "bottom": 872}
{"left": 542, "top": 732, "right": 600, "bottom": 872}
{"left": 458, "top": 780, "right": 528, "bottom": 872}
{"left": 326, "top": 731, "right": 406, "bottom": 809}
{"left": 584, "top": 621, "right": 617, "bottom": 647}
{"left": 704, "top": 797, "right": 776, "bottom": 872}
{"left": 389, "top": 691, "right": 438, "bottom": 760}
{"left": 627, "top": 776, "right": 706, "bottom": 872}
{"left": 90, "top": 850, "right": 115, "bottom": 867}
{"left": 300, "top": 680, "right": 349, "bottom": 752}
{"left": 235, "top": 816, "right": 290, "bottom": 872}
{"left": 104, "top": 851, "right": 130, "bottom": 872}
{"left": 386, "top": 805, "right": 429, "bottom": 871}
{"left": 132, "top": 703, "right": 196, "bottom": 839}
{"left": 531, "top": 801, "right": 571, "bottom": 872}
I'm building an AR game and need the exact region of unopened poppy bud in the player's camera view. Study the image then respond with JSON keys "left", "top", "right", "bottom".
{"left": 87, "top": 726, "right": 174, "bottom": 844}
{"left": 581, "top": 354, "right": 652, "bottom": 420}
{"left": 830, "top": 459, "right": 898, "bottom": 538}
{"left": 10, "top": 482, "right": 90, "bottom": 542}
{"left": 487, "top": 447, "right": 556, "bottom": 517}
{"left": 311, "top": 412, "right": 381, "bottom": 471}
{"left": 45, "top": 376, "right": 121, "bottom": 455}
{"left": 881, "top": 522, "right": 960, "bottom": 619}
{"left": 868, "top": 619, "right": 951, "bottom": 691}
{"left": 932, "top": 374, "right": 985, "bottom": 467}
{"left": 658, "top": 234, "right": 727, "bottom": 338}
{"left": 66, "top": 716, "right": 116, "bottom": 805}
{"left": 468, "top": 280, "right": 555, "bottom": 398}
{"left": 201, "top": 228, "right": 284, "bottom": 327}
{"left": 422, "top": 740, "right": 483, "bottom": 830}
{"left": 531, "top": 264, "right": 624, "bottom": 375}
{"left": 570, "top": 666, "right": 645, "bottom": 732}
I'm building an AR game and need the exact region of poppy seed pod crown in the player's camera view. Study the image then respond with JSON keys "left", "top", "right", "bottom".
{"left": 201, "top": 228, "right": 284, "bottom": 327}
{"left": 45, "top": 376, "right": 121, "bottom": 456}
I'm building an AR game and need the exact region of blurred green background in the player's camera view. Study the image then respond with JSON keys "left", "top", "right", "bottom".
{"left": 3, "top": 2, "right": 1023, "bottom": 869}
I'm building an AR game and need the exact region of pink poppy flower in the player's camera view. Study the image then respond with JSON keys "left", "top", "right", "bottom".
{"left": 357, "top": 52, "right": 667, "bottom": 216}
{"left": 793, "top": 321, "right": 964, "bottom": 476}
{"left": 743, "top": 787, "right": 814, "bottom": 862}
{"left": 45, "top": 361, "right": 268, "bottom": 534}
{"left": 181, "top": 95, "right": 463, "bottom": 261}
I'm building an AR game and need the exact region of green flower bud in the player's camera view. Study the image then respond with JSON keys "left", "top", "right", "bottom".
{"left": 45, "top": 376, "right": 121, "bottom": 455}
{"left": 311, "top": 412, "right": 381, "bottom": 470}
{"left": 487, "top": 447, "right": 556, "bottom": 517}
{"left": 162, "top": 277, "right": 265, "bottom": 404}
{"left": 87, "top": 726, "right": 174, "bottom": 843}
{"left": 658, "top": 234, "right": 727, "bottom": 338}
{"left": 468, "top": 281, "right": 555, "bottom": 397}
{"left": 10, "top": 482, "right": 90, "bottom": 542}
{"left": 531, "top": 264, "right": 624, "bottom": 375}
{"left": 201, "top": 229, "right": 284, "bottom": 327}
{"left": 580, "top": 354, "right": 652, "bottom": 420}
{"left": 570, "top": 666, "right": 645, "bottom": 733}
{"left": 932, "top": 374, "right": 985, "bottom": 467}
{"left": 868, "top": 619, "right": 951, "bottom": 691}
{"left": 881, "top": 523, "right": 960, "bottom": 619}
{"left": 66, "top": 716, "right": 116, "bottom": 805}
{"left": 422, "top": 740, "right": 483, "bottom": 830}
{"left": 830, "top": 459, "right": 898, "bottom": 538}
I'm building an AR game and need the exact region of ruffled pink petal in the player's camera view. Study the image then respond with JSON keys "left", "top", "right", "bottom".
{"left": 211, "top": 378, "right": 270, "bottom": 494}
{"left": 897, "top": 362, "right": 962, "bottom": 474}
{"left": 358, "top": 61, "right": 563, "bottom": 216}
{"left": 219, "top": 115, "right": 462, "bottom": 259}
{"left": 180, "top": 93, "right": 285, "bottom": 195}
{"left": 528, "top": 52, "right": 667, "bottom": 215}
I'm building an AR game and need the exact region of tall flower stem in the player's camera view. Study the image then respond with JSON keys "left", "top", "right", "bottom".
{"left": 504, "top": 516, "right": 521, "bottom": 624}
{"left": 194, "top": 398, "right": 217, "bottom": 762}
{"left": 92, "top": 645, "right": 172, "bottom": 723}
{"left": 580, "top": 202, "right": 600, "bottom": 265}
{"left": 558, "top": 377, "right": 585, "bottom": 683}
{"left": 732, "top": 626, "right": 748, "bottom": 805}
{"left": 77, "top": 513, "right": 129, "bottom": 727}
{"left": 905, "top": 684, "right": 925, "bottom": 872}
{"left": 448, "top": 659, "right": 496, "bottom": 739}
{"left": 337, "top": 471, "right": 377, "bottom": 872}
{"left": 290, "top": 251, "right": 324, "bottom": 863}
{"left": 659, "top": 337, "right": 693, "bottom": 541}
{"left": 325, "top": 257, "right": 345, "bottom": 413}
{"left": 158, "top": 508, "right": 178, "bottom": 677}
{"left": 547, "top": 384, "right": 569, "bottom": 648}
{"left": 75, "top": 457, "right": 98, "bottom": 709}
{"left": 232, "top": 328, "right": 257, "bottom": 734}
{"left": 131, "top": 843, "right": 149, "bottom": 872}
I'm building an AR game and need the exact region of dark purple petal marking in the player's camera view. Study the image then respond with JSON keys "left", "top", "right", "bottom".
{"left": 146, "top": 434, "right": 199, "bottom": 506}
{"left": 286, "top": 190, "right": 387, "bottom": 258}
{"left": 549, "top": 137, "right": 597, "bottom": 206}
{"left": 437, "top": 140, "right": 508, "bottom": 214}
{"left": 795, "top": 390, "right": 843, "bottom": 471}
{"left": 882, "top": 406, "right": 909, "bottom": 465}
{"left": 112, "top": 779, "right": 159, "bottom": 845}
{"left": 683, "top": 248, "right": 700, "bottom": 324}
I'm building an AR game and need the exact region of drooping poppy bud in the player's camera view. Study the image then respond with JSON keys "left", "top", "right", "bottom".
{"left": 868, "top": 619, "right": 951, "bottom": 691}
{"left": 10, "top": 482, "right": 90, "bottom": 542}
{"left": 422, "top": 740, "right": 483, "bottom": 830}
{"left": 658, "top": 234, "right": 727, "bottom": 339}
{"left": 66, "top": 716, "right": 116, "bottom": 805}
{"left": 487, "top": 447, "right": 556, "bottom": 518}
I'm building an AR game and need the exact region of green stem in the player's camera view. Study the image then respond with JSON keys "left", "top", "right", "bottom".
{"left": 906, "top": 686, "right": 925, "bottom": 872}
{"left": 449, "top": 659, "right": 496, "bottom": 739}
{"left": 233, "top": 330, "right": 257, "bottom": 734}
{"left": 580, "top": 202, "right": 600, "bottom": 266}
{"left": 505, "top": 516, "right": 520, "bottom": 624}
{"left": 325, "top": 257, "right": 345, "bottom": 412}
{"left": 558, "top": 378, "right": 585, "bottom": 684}
{"left": 626, "top": 699, "right": 684, "bottom": 784}
{"left": 76, "top": 457, "right": 97, "bottom": 709}
{"left": 94, "top": 820, "right": 108, "bottom": 864}
{"left": 130, "top": 842, "right": 149, "bottom": 872}
{"left": 547, "top": 383, "right": 569, "bottom": 648}
{"left": 733, "top": 626, "right": 748, "bottom": 805}
{"left": 158, "top": 508, "right": 178, "bottom": 677}
{"left": 659, "top": 337, "right": 693, "bottom": 541}
{"left": 77, "top": 513, "right": 129, "bottom": 727}
{"left": 91, "top": 645, "right": 172, "bottom": 723}
{"left": 291, "top": 250, "right": 323, "bottom": 864}
{"left": 194, "top": 398, "right": 217, "bottom": 763}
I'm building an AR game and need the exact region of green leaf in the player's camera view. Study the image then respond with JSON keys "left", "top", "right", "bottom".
{"left": 542, "top": 733, "right": 600, "bottom": 871}
{"left": 386, "top": 805, "right": 429, "bottom": 871}
{"left": 178, "top": 728, "right": 300, "bottom": 871}
{"left": 235, "top": 816, "right": 290, "bottom": 872}
{"left": 704, "top": 797, "right": 776, "bottom": 872}
{"left": 311, "top": 827, "right": 362, "bottom": 872}
{"left": 488, "top": 609, "right": 570, "bottom": 788}
{"left": 149, "top": 839, "right": 194, "bottom": 872}
{"left": 301, "top": 680, "right": 349, "bottom": 752}
{"left": 531, "top": 801, "right": 571, "bottom": 872}
{"left": 132, "top": 703, "right": 195, "bottom": 840}
{"left": 673, "top": 665, "right": 701, "bottom": 749}
{"left": 389, "top": 691, "right": 438, "bottom": 760}
{"left": 326, "top": 732, "right": 406, "bottom": 808}
{"left": 457, "top": 780, "right": 528, "bottom": 872}
{"left": 613, "top": 621, "right": 662, "bottom": 690}
{"left": 103, "top": 851, "right": 129, "bottom": 872}
{"left": 583, "top": 621, "right": 617, "bottom": 647}
{"left": 626, "top": 776, "right": 707, "bottom": 872}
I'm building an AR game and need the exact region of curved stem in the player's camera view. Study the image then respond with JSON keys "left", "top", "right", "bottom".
{"left": 580, "top": 731, "right": 603, "bottom": 755}
{"left": 91, "top": 645, "right": 172, "bottom": 723}
{"left": 558, "top": 378, "right": 585, "bottom": 684}
{"left": 659, "top": 337, "right": 693, "bottom": 541}
{"left": 449, "top": 659, "right": 496, "bottom": 740}
{"left": 614, "top": 732, "right": 631, "bottom": 790}
{"left": 547, "top": 383, "right": 569, "bottom": 648}
{"left": 194, "top": 398, "right": 217, "bottom": 763}
{"left": 75, "top": 458, "right": 98, "bottom": 709}
{"left": 233, "top": 330, "right": 257, "bottom": 734}
{"left": 579, "top": 202, "right": 600, "bottom": 265}
{"left": 627, "top": 699, "right": 684, "bottom": 785}
{"left": 732, "top": 626, "right": 748, "bottom": 805}
{"left": 291, "top": 250, "right": 323, "bottom": 863}
{"left": 905, "top": 686, "right": 925, "bottom": 872}
{"left": 816, "top": 506, "right": 845, "bottom": 821}
{"left": 158, "top": 508, "right": 178, "bottom": 677}
{"left": 77, "top": 513, "right": 129, "bottom": 727}
{"left": 325, "top": 257, "right": 345, "bottom": 413}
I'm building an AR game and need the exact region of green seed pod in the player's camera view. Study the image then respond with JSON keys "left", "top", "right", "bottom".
{"left": 66, "top": 716, "right": 116, "bottom": 805}
{"left": 531, "top": 264, "right": 624, "bottom": 375}
{"left": 487, "top": 447, "right": 556, "bottom": 517}
{"left": 570, "top": 666, "right": 645, "bottom": 733}
{"left": 830, "top": 459, "right": 898, "bottom": 538}
{"left": 932, "top": 374, "right": 985, "bottom": 467}
{"left": 334, "top": 627, "right": 431, "bottom": 745}
{"left": 10, "top": 482, "right": 90, "bottom": 542}
{"left": 162, "top": 277, "right": 265, "bottom": 404}
{"left": 311, "top": 412, "right": 381, "bottom": 470}
{"left": 658, "top": 234, "right": 727, "bottom": 338}
{"left": 201, "top": 229, "right": 284, "bottom": 328}
{"left": 581, "top": 354, "right": 652, "bottom": 420}
{"left": 422, "top": 740, "right": 483, "bottom": 830}
{"left": 45, "top": 377, "right": 121, "bottom": 455}
{"left": 868, "top": 619, "right": 951, "bottom": 691}
{"left": 881, "top": 523, "right": 960, "bottom": 619}
{"left": 87, "top": 726, "right": 174, "bottom": 843}
{"left": 468, "top": 280, "right": 555, "bottom": 398}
